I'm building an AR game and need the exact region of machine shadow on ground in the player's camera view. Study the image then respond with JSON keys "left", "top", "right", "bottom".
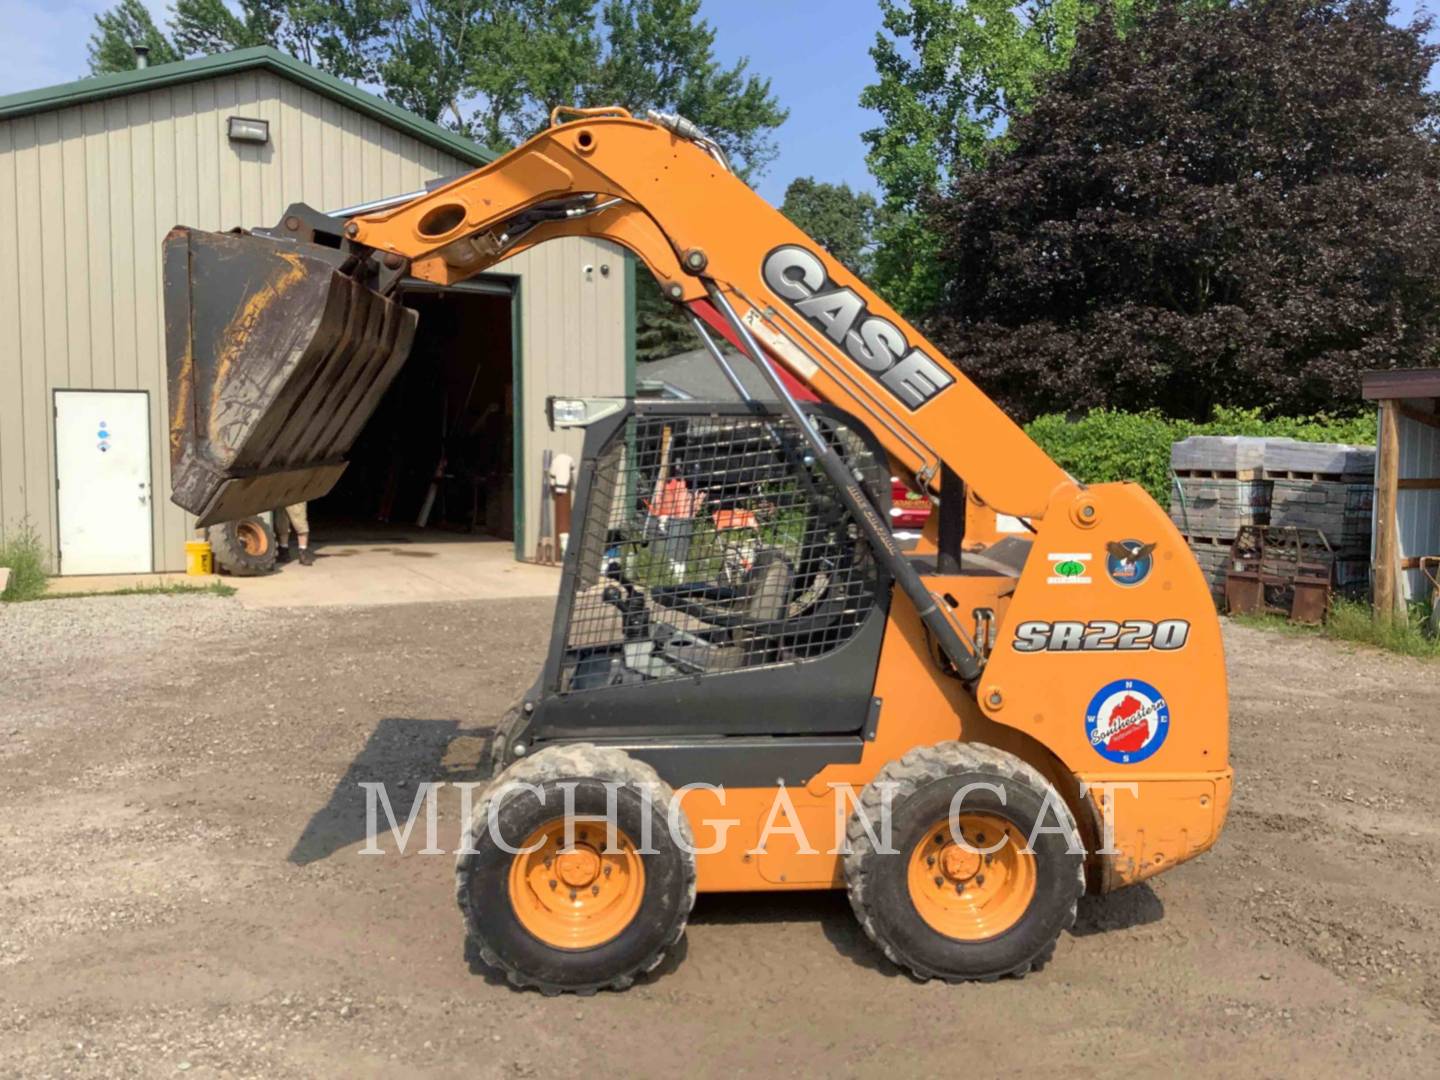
{"left": 1073, "top": 883, "right": 1165, "bottom": 935}
{"left": 287, "top": 717, "right": 495, "bottom": 865}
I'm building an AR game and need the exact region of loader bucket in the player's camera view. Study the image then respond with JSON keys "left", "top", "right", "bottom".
{"left": 163, "top": 226, "right": 417, "bottom": 526}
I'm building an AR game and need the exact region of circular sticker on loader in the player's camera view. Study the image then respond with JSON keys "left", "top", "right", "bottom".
{"left": 1085, "top": 679, "right": 1169, "bottom": 764}
{"left": 1105, "top": 539, "right": 1155, "bottom": 587}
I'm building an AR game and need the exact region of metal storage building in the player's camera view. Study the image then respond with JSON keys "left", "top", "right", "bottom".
{"left": 0, "top": 46, "right": 633, "bottom": 573}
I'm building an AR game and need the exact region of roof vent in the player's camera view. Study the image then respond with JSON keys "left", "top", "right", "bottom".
{"left": 133, "top": 44, "right": 150, "bottom": 69}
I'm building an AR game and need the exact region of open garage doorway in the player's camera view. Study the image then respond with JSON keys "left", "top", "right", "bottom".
{"left": 307, "top": 279, "right": 517, "bottom": 550}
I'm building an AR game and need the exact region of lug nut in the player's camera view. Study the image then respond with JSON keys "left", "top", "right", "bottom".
{"left": 976, "top": 874, "right": 986, "bottom": 886}
{"left": 591, "top": 885, "right": 600, "bottom": 896}
{"left": 933, "top": 875, "right": 943, "bottom": 887}
{"left": 569, "top": 889, "right": 577, "bottom": 900}
{"left": 926, "top": 855, "right": 935, "bottom": 867}
{"left": 548, "top": 879, "right": 557, "bottom": 890}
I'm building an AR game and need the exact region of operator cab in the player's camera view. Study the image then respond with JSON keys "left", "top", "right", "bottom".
{"left": 555, "top": 402, "right": 887, "bottom": 694}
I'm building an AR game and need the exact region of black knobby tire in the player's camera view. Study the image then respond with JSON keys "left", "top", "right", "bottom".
{"left": 486, "top": 697, "right": 529, "bottom": 778}
{"left": 456, "top": 744, "right": 697, "bottom": 995}
{"left": 843, "top": 741, "right": 1084, "bottom": 983}
{"left": 208, "top": 517, "right": 278, "bottom": 576}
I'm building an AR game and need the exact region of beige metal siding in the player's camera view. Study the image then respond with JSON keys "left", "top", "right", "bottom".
{"left": 503, "top": 237, "right": 628, "bottom": 560}
{"left": 0, "top": 69, "right": 625, "bottom": 571}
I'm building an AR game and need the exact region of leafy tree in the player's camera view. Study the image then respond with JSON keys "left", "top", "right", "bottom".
{"left": 780, "top": 177, "right": 878, "bottom": 277}
{"left": 928, "top": 0, "right": 1440, "bottom": 421}
{"left": 861, "top": 0, "right": 1138, "bottom": 315}
{"left": 87, "top": 1, "right": 785, "bottom": 176}
{"left": 634, "top": 276, "right": 700, "bottom": 361}
{"left": 588, "top": 0, "right": 786, "bottom": 179}
{"left": 88, "top": 0, "right": 183, "bottom": 73}
{"left": 169, "top": 0, "right": 283, "bottom": 55}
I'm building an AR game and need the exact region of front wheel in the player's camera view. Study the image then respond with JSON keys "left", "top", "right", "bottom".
{"left": 456, "top": 744, "right": 696, "bottom": 994}
{"left": 843, "top": 741, "right": 1084, "bottom": 982}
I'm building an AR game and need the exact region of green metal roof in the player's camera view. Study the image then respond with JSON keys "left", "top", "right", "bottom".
{"left": 0, "top": 46, "right": 496, "bottom": 165}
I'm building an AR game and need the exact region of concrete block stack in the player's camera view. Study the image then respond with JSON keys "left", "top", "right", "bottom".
{"left": 1169, "top": 437, "right": 1271, "bottom": 600}
{"left": 1262, "top": 440, "right": 1375, "bottom": 592}
{"left": 1169, "top": 436, "right": 1376, "bottom": 600}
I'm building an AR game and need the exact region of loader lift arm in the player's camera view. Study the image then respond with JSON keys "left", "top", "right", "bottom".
{"left": 323, "top": 107, "right": 1082, "bottom": 680}
{"left": 338, "top": 107, "right": 1074, "bottom": 521}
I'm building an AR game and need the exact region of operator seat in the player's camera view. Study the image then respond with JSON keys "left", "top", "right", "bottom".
{"left": 652, "top": 549, "right": 795, "bottom": 670}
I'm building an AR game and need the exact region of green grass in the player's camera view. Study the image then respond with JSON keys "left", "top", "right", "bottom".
{"left": 2, "top": 519, "right": 238, "bottom": 603}
{"left": 1229, "top": 597, "right": 1440, "bottom": 658}
{"left": 1325, "top": 597, "right": 1440, "bottom": 658}
{"left": 0, "top": 522, "right": 49, "bottom": 602}
{"left": 29, "top": 581, "right": 238, "bottom": 602}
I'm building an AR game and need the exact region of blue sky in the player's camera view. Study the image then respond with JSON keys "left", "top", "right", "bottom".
{"left": 0, "top": 0, "right": 1433, "bottom": 206}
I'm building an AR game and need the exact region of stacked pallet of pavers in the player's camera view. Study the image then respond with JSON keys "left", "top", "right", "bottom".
{"left": 1169, "top": 436, "right": 1271, "bottom": 601}
{"left": 1168, "top": 435, "right": 1377, "bottom": 603}
{"left": 1262, "top": 439, "right": 1375, "bottom": 595}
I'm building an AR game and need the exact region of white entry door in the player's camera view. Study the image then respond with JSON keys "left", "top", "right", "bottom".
{"left": 55, "top": 390, "right": 154, "bottom": 575}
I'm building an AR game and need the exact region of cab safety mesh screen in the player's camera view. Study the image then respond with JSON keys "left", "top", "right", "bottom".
{"left": 559, "top": 410, "right": 887, "bottom": 692}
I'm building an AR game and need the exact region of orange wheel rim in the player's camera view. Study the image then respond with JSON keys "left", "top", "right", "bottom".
{"left": 236, "top": 521, "right": 269, "bottom": 556}
{"left": 906, "top": 812, "right": 1037, "bottom": 941}
{"left": 508, "top": 820, "right": 645, "bottom": 950}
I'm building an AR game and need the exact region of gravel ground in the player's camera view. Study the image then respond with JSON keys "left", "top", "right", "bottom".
{"left": 0, "top": 593, "right": 1437, "bottom": 1078}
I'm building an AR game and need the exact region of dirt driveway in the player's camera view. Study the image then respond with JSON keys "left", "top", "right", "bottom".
{"left": 1, "top": 594, "right": 1436, "bottom": 1078}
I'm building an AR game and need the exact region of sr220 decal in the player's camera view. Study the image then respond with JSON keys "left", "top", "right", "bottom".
{"left": 1012, "top": 619, "right": 1191, "bottom": 653}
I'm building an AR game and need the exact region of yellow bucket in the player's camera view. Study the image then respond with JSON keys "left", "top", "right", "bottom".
{"left": 185, "top": 539, "right": 213, "bottom": 576}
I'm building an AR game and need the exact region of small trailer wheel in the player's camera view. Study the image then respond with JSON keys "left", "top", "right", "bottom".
{"left": 207, "top": 516, "right": 278, "bottom": 576}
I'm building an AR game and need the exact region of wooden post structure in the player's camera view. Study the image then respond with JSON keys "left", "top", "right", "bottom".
{"left": 1372, "top": 399, "right": 1401, "bottom": 623}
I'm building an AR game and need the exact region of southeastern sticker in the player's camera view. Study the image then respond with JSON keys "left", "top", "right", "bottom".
{"left": 1085, "top": 678, "right": 1169, "bottom": 764}
{"left": 1105, "top": 539, "right": 1156, "bottom": 587}
{"left": 1047, "top": 552, "right": 1092, "bottom": 585}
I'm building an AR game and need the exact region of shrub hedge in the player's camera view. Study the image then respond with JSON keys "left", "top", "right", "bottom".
{"left": 1023, "top": 407, "right": 1377, "bottom": 504}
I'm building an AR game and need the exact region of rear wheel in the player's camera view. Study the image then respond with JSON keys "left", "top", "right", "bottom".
{"left": 208, "top": 516, "right": 277, "bottom": 576}
{"left": 844, "top": 741, "right": 1084, "bottom": 982}
{"left": 456, "top": 744, "right": 696, "bottom": 994}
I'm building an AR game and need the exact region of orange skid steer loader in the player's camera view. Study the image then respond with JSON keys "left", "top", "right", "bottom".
{"left": 163, "top": 106, "right": 1232, "bottom": 994}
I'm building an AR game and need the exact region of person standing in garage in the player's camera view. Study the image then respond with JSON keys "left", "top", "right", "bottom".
{"left": 276, "top": 503, "right": 315, "bottom": 566}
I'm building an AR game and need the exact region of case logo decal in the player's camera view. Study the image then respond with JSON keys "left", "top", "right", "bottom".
{"left": 1105, "top": 539, "right": 1156, "bottom": 587}
{"left": 761, "top": 245, "right": 954, "bottom": 410}
{"left": 1085, "top": 679, "right": 1169, "bottom": 764}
